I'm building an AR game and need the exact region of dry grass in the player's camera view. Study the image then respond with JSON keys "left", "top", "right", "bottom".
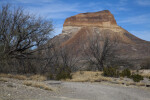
{"left": 12, "top": 75, "right": 27, "bottom": 80}
{"left": 132, "top": 70, "right": 150, "bottom": 78}
{"left": 116, "top": 80, "right": 124, "bottom": 84}
{"left": 0, "top": 73, "right": 12, "bottom": 78}
{"left": 66, "top": 71, "right": 147, "bottom": 87}
{"left": 136, "top": 82, "right": 145, "bottom": 86}
{"left": 29, "top": 75, "right": 47, "bottom": 81}
{"left": 139, "top": 70, "right": 150, "bottom": 78}
{"left": 67, "top": 71, "right": 112, "bottom": 82}
{"left": 0, "top": 74, "right": 27, "bottom": 80}
{"left": 0, "top": 74, "right": 52, "bottom": 91}
{"left": 126, "top": 82, "right": 136, "bottom": 86}
{"left": 120, "top": 77, "right": 124, "bottom": 80}
{"left": 0, "top": 78, "right": 8, "bottom": 82}
{"left": 23, "top": 80, "right": 53, "bottom": 91}
{"left": 0, "top": 73, "right": 47, "bottom": 81}
{"left": 125, "top": 82, "right": 145, "bottom": 87}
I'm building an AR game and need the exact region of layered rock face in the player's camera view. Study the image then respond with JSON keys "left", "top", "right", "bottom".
{"left": 64, "top": 10, "right": 117, "bottom": 27}
{"left": 62, "top": 10, "right": 123, "bottom": 34}
{"left": 61, "top": 10, "right": 143, "bottom": 44}
{"left": 50, "top": 10, "right": 150, "bottom": 69}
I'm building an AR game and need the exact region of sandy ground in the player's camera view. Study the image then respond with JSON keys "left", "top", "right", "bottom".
{"left": 0, "top": 78, "right": 150, "bottom": 100}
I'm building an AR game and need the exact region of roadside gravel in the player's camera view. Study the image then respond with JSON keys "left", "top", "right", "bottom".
{"left": 0, "top": 78, "right": 150, "bottom": 100}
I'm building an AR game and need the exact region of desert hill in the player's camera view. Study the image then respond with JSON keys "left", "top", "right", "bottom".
{"left": 49, "top": 10, "right": 150, "bottom": 68}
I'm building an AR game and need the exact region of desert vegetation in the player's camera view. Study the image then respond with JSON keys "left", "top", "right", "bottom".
{"left": 0, "top": 4, "right": 74, "bottom": 80}
{"left": 0, "top": 4, "right": 149, "bottom": 87}
{"left": 0, "top": 4, "right": 53, "bottom": 73}
{"left": 23, "top": 80, "right": 53, "bottom": 91}
{"left": 67, "top": 70, "right": 150, "bottom": 87}
{"left": 103, "top": 67, "right": 144, "bottom": 82}
{"left": 0, "top": 2, "right": 150, "bottom": 100}
{"left": 141, "top": 58, "right": 150, "bottom": 69}
{"left": 84, "top": 32, "right": 118, "bottom": 71}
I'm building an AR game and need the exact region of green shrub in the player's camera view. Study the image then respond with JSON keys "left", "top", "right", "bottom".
{"left": 56, "top": 70, "right": 72, "bottom": 80}
{"left": 141, "top": 58, "right": 150, "bottom": 69}
{"left": 56, "top": 66, "right": 72, "bottom": 80}
{"left": 131, "top": 74, "right": 143, "bottom": 82}
{"left": 47, "top": 73, "right": 54, "bottom": 80}
{"left": 103, "top": 67, "right": 119, "bottom": 77}
{"left": 120, "top": 68, "right": 131, "bottom": 78}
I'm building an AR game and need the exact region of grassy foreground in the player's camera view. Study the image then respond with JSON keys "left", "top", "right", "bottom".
{"left": 66, "top": 70, "right": 150, "bottom": 87}
{"left": 0, "top": 70, "right": 150, "bottom": 88}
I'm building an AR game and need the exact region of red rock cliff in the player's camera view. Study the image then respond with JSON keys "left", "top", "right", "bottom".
{"left": 63, "top": 10, "right": 117, "bottom": 27}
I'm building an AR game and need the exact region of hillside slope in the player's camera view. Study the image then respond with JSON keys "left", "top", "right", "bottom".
{"left": 49, "top": 10, "right": 150, "bottom": 68}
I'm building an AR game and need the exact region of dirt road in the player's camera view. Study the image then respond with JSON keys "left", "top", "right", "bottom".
{"left": 0, "top": 79, "right": 150, "bottom": 100}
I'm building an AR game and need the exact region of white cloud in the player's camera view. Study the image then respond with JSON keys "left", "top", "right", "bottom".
{"left": 24, "top": 2, "right": 83, "bottom": 19}
{"left": 118, "top": 14, "right": 150, "bottom": 24}
{"left": 27, "top": 3, "right": 81, "bottom": 14}
{"left": 105, "top": 0, "right": 129, "bottom": 12}
{"left": 119, "top": 0, "right": 128, "bottom": 5}
{"left": 0, "top": 0, "right": 54, "bottom": 5}
{"left": 15, "top": 0, "right": 54, "bottom": 4}
{"left": 47, "top": 13, "right": 71, "bottom": 19}
{"left": 0, "top": 0, "right": 130, "bottom": 20}
{"left": 136, "top": 0, "right": 150, "bottom": 6}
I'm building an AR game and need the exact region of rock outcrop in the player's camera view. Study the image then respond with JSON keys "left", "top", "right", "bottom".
{"left": 64, "top": 10, "right": 117, "bottom": 27}
{"left": 61, "top": 10, "right": 146, "bottom": 44}
{"left": 63, "top": 10, "right": 123, "bottom": 34}
{"left": 49, "top": 10, "right": 150, "bottom": 69}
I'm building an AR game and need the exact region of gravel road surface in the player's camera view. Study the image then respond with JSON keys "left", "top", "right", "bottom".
{"left": 0, "top": 79, "right": 150, "bottom": 100}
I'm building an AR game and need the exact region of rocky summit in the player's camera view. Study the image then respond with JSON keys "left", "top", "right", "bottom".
{"left": 50, "top": 10, "right": 150, "bottom": 68}
{"left": 64, "top": 10, "right": 117, "bottom": 27}
{"left": 62, "top": 10, "right": 123, "bottom": 34}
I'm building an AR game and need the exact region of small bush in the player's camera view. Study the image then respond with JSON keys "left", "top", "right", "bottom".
{"left": 80, "top": 71, "right": 84, "bottom": 75}
{"left": 120, "top": 68, "right": 131, "bottom": 78}
{"left": 29, "top": 75, "right": 47, "bottom": 81}
{"left": 141, "top": 58, "right": 150, "bottom": 69}
{"left": 0, "top": 78, "right": 8, "bottom": 82}
{"left": 23, "top": 81, "right": 53, "bottom": 91}
{"left": 103, "top": 67, "right": 119, "bottom": 77}
{"left": 68, "top": 71, "right": 112, "bottom": 82}
{"left": 131, "top": 74, "right": 143, "bottom": 82}
{"left": 136, "top": 82, "right": 145, "bottom": 86}
{"left": 0, "top": 74, "right": 27, "bottom": 80}
{"left": 13, "top": 75, "right": 27, "bottom": 80}
{"left": 48, "top": 73, "right": 54, "bottom": 80}
{"left": 56, "top": 70, "right": 72, "bottom": 80}
{"left": 56, "top": 66, "right": 72, "bottom": 80}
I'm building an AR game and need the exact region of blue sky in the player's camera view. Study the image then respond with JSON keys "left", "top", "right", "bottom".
{"left": 0, "top": 0, "right": 150, "bottom": 41}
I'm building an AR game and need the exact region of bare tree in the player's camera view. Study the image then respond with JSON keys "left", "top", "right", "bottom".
{"left": 58, "top": 45, "right": 79, "bottom": 71}
{"left": 0, "top": 4, "right": 53, "bottom": 73}
{"left": 0, "top": 4, "right": 53, "bottom": 59}
{"left": 84, "top": 33, "right": 117, "bottom": 71}
{"left": 38, "top": 43, "right": 60, "bottom": 74}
